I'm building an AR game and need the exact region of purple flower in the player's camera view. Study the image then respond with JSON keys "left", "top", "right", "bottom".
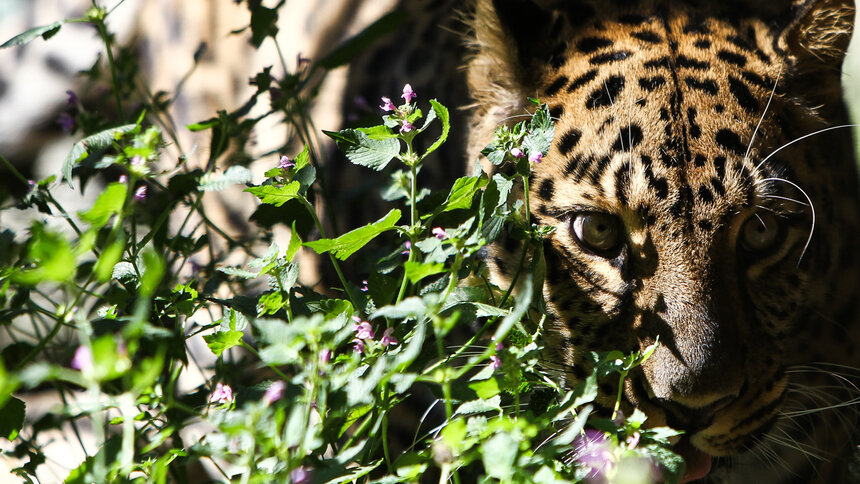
{"left": 379, "top": 96, "right": 396, "bottom": 112}
{"left": 71, "top": 345, "right": 93, "bottom": 371}
{"left": 290, "top": 466, "right": 312, "bottom": 484}
{"left": 489, "top": 354, "right": 502, "bottom": 369}
{"left": 529, "top": 151, "right": 543, "bottom": 163}
{"left": 352, "top": 321, "right": 374, "bottom": 340}
{"left": 381, "top": 328, "right": 398, "bottom": 347}
{"left": 209, "top": 382, "right": 234, "bottom": 404}
{"left": 401, "top": 240, "right": 411, "bottom": 255}
{"left": 130, "top": 155, "right": 144, "bottom": 166}
{"left": 626, "top": 431, "right": 640, "bottom": 450}
{"left": 400, "top": 120, "right": 413, "bottom": 133}
{"left": 263, "top": 380, "right": 285, "bottom": 405}
{"left": 353, "top": 96, "right": 369, "bottom": 110}
{"left": 495, "top": 341, "right": 504, "bottom": 352}
{"left": 573, "top": 429, "right": 613, "bottom": 483}
{"left": 27, "top": 180, "right": 36, "bottom": 192}
{"left": 510, "top": 147, "right": 525, "bottom": 158}
{"left": 352, "top": 338, "right": 366, "bottom": 354}
{"left": 319, "top": 348, "right": 332, "bottom": 364}
{"left": 65, "top": 90, "right": 78, "bottom": 105}
{"left": 432, "top": 227, "right": 448, "bottom": 240}
{"left": 134, "top": 186, "right": 147, "bottom": 201}
{"left": 118, "top": 174, "right": 128, "bottom": 184}
{"left": 57, "top": 112, "right": 75, "bottom": 132}
{"left": 401, "top": 84, "right": 416, "bottom": 103}
{"left": 279, "top": 155, "right": 295, "bottom": 170}
{"left": 360, "top": 280, "right": 369, "bottom": 292}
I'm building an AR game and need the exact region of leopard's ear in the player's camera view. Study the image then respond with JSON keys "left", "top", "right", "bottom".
{"left": 467, "top": 0, "right": 571, "bottom": 161}
{"left": 781, "top": 0, "right": 855, "bottom": 66}
{"left": 779, "top": 0, "right": 855, "bottom": 111}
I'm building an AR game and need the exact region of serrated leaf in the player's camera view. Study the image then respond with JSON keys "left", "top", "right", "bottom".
{"left": 198, "top": 166, "right": 253, "bottom": 191}
{"left": 522, "top": 103, "right": 555, "bottom": 158}
{"left": 79, "top": 182, "right": 127, "bottom": 227}
{"left": 357, "top": 125, "right": 398, "bottom": 140}
{"left": 370, "top": 296, "right": 426, "bottom": 321}
{"left": 454, "top": 395, "right": 501, "bottom": 416}
{"left": 218, "top": 266, "right": 260, "bottom": 279}
{"left": 203, "top": 330, "right": 244, "bottom": 357}
{"left": 0, "top": 397, "right": 24, "bottom": 441}
{"left": 304, "top": 209, "right": 400, "bottom": 260}
{"left": 403, "top": 261, "right": 445, "bottom": 284}
{"left": 323, "top": 129, "right": 400, "bottom": 171}
{"left": 1, "top": 21, "right": 66, "bottom": 49}
{"left": 112, "top": 261, "right": 136, "bottom": 284}
{"left": 439, "top": 175, "right": 487, "bottom": 213}
{"left": 423, "top": 99, "right": 450, "bottom": 158}
{"left": 244, "top": 181, "right": 301, "bottom": 206}
{"left": 63, "top": 124, "right": 138, "bottom": 188}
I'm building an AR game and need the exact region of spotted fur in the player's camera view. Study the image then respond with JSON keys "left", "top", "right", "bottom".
{"left": 467, "top": 0, "right": 860, "bottom": 481}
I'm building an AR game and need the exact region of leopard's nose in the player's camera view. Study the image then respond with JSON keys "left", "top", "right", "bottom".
{"left": 655, "top": 392, "right": 740, "bottom": 432}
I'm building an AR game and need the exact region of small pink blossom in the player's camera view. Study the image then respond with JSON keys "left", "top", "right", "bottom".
{"left": 400, "top": 120, "right": 413, "bottom": 133}
{"left": 279, "top": 155, "right": 295, "bottom": 170}
{"left": 573, "top": 429, "right": 613, "bottom": 482}
{"left": 360, "top": 280, "right": 369, "bottom": 292}
{"left": 209, "top": 382, "right": 234, "bottom": 405}
{"left": 529, "top": 151, "right": 543, "bottom": 163}
{"left": 626, "top": 431, "right": 640, "bottom": 449}
{"left": 319, "top": 348, "right": 332, "bottom": 364}
{"left": 432, "top": 227, "right": 448, "bottom": 240}
{"left": 510, "top": 147, "right": 525, "bottom": 158}
{"left": 490, "top": 354, "right": 502, "bottom": 370}
{"left": 118, "top": 174, "right": 128, "bottom": 184}
{"left": 71, "top": 345, "right": 93, "bottom": 371}
{"left": 290, "top": 466, "right": 312, "bottom": 484}
{"left": 134, "top": 185, "right": 147, "bottom": 201}
{"left": 130, "top": 155, "right": 144, "bottom": 166}
{"left": 27, "top": 180, "right": 36, "bottom": 192}
{"left": 380, "top": 96, "right": 396, "bottom": 112}
{"left": 401, "top": 84, "right": 416, "bottom": 103}
{"left": 381, "top": 328, "right": 398, "bottom": 347}
{"left": 495, "top": 341, "right": 504, "bottom": 352}
{"left": 263, "top": 380, "right": 285, "bottom": 405}
{"left": 352, "top": 321, "right": 374, "bottom": 339}
{"left": 401, "top": 240, "right": 411, "bottom": 255}
{"left": 352, "top": 338, "right": 366, "bottom": 354}
{"left": 65, "top": 90, "right": 78, "bottom": 105}
{"left": 354, "top": 96, "right": 370, "bottom": 110}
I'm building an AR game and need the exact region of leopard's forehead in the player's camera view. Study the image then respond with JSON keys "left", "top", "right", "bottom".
{"left": 531, "top": 8, "right": 794, "bottom": 239}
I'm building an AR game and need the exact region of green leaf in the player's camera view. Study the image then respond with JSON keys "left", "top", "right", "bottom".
{"left": 286, "top": 221, "right": 303, "bottom": 262}
{"left": 482, "top": 432, "right": 519, "bottom": 481}
{"left": 79, "top": 182, "right": 127, "bottom": 227}
{"left": 403, "top": 261, "right": 445, "bottom": 284}
{"left": 198, "top": 166, "right": 253, "bottom": 191}
{"left": 522, "top": 103, "right": 555, "bottom": 158}
{"left": 454, "top": 395, "right": 501, "bottom": 416}
{"left": 0, "top": 397, "right": 24, "bottom": 441}
{"left": 323, "top": 129, "right": 400, "bottom": 171}
{"left": 439, "top": 175, "right": 487, "bottom": 213}
{"left": 317, "top": 11, "right": 405, "bottom": 69}
{"left": 357, "top": 125, "right": 398, "bottom": 140}
{"left": 1, "top": 21, "right": 66, "bottom": 49}
{"left": 12, "top": 224, "right": 75, "bottom": 285}
{"left": 305, "top": 209, "right": 400, "bottom": 260}
{"left": 62, "top": 124, "right": 138, "bottom": 188}
{"left": 468, "top": 379, "right": 501, "bottom": 400}
{"left": 244, "top": 181, "right": 301, "bottom": 206}
{"left": 370, "top": 296, "right": 426, "bottom": 321}
{"left": 423, "top": 99, "right": 450, "bottom": 158}
{"left": 645, "top": 444, "right": 686, "bottom": 484}
{"left": 140, "top": 249, "right": 165, "bottom": 296}
{"left": 94, "top": 237, "right": 124, "bottom": 282}
{"left": 203, "top": 330, "right": 244, "bottom": 357}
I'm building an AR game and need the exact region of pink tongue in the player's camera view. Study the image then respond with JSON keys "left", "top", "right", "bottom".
{"left": 676, "top": 439, "right": 712, "bottom": 483}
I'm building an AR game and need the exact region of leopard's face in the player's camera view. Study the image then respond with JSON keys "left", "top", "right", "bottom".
{"left": 469, "top": 0, "right": 859, "bottom": 476}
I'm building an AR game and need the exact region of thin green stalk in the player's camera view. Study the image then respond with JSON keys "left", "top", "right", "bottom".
{"left": 298, "top": 197, "right": 358, "bottom": 306}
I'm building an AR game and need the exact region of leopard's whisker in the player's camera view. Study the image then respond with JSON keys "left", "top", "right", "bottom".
{"left": 745, "top": 63, "right": 782, "bottom": 163}
{"left": 755, "top": 177, "right": 815, "bottom": 266}
{"left": 753, "top": 124, "right": 860, "bottom": 174}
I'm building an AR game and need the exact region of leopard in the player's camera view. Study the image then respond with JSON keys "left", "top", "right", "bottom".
{"left": 333, "top": 0, "right": 859, "bottom": 481}
{"left": 458, "top": 0, "right": 860, "bottom": 482}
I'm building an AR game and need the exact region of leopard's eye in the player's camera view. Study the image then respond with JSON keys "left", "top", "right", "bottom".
{"left": 571, "top": 213, "right": 623, "bottom": 254}
{"left": 740, "top": 212, "right": 782, "bottom": 252}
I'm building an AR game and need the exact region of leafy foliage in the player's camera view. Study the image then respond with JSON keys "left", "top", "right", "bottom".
{"left": 0, "top": 2, "right": 686, "bottom": 483}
